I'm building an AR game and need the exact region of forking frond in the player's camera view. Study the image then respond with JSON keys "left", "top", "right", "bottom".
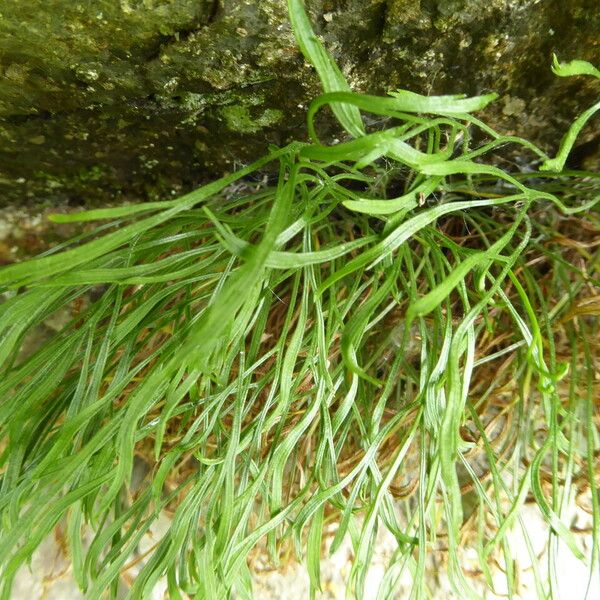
{"left": 0, "top": 1, "right": 598, "bottom": 598}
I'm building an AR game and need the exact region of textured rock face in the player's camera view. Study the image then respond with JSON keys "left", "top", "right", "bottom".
{"left": 0, "top": 0, "right": 598, "bottom": 206}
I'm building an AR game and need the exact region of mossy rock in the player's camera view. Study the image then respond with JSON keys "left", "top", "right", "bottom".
{"left": 0, "top": 0, "right": 598, "bottom": 206}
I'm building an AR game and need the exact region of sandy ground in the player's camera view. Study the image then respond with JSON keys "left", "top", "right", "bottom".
{"left": 10, "top": 499, "right": 600, "bottom": 600}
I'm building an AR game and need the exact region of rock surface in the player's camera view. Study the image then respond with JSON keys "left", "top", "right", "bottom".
{"left": 0, "top": 0, "right": 598, "bottom": 206}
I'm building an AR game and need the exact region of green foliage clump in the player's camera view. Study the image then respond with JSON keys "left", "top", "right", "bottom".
{"left": 0, "top": 1, "right": 598, "bottom": 598}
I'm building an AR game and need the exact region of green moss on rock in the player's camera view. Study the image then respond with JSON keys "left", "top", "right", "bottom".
{"left": 0, "top": 0, "right": 598, "bottom": 205}
{"left": 220, "top": 105, "right": 283, "bottom": 134}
